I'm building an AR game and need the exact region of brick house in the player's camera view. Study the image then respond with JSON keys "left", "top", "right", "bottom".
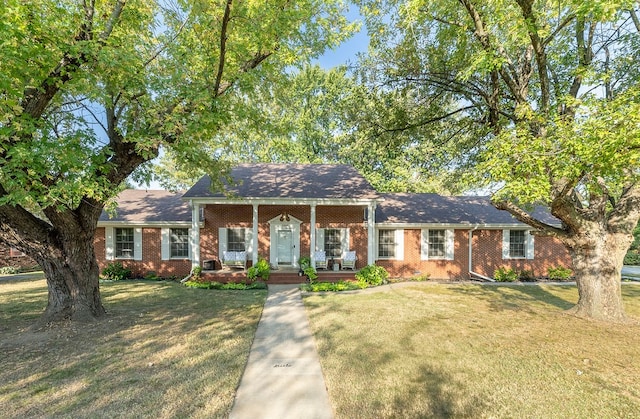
{"left": 94, "top": 164, "right": 572, "bottom": 281}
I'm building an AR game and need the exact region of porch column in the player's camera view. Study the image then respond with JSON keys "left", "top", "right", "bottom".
{"left": 367, "top": 202, "right": 376, "bottom": 265}
{"left": 310, "top": 204, "right": 317, "bottom": 268}
{"left": 190, "top": 201, "right": 200, "bottom": 269}
{"left": 252, "top": 204, "right": 259, "bottom": 265}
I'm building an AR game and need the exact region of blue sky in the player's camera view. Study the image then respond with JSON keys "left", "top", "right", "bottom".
{"left": 315, "top": 7, "right": 368, "bottom": 69}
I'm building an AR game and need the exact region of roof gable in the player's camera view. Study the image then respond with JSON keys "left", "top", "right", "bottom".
{"left": 183, "top": 164, "right": 379, "bottom": 200}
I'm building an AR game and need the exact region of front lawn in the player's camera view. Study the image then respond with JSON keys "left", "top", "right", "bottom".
{"left": 305, "top": 283, "right": 640, "bottom": 418}
{"left": 0, "top": 277, "right": 266, "bottom": 418}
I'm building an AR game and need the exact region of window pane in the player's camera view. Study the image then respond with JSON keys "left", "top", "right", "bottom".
{"left": 509, "top": 230, "right": 526, "bottom": 258}
{"left": 115, "top": 228, "right": 134, "bottom": 258}
{"left": 378, "top": 230, "right": 395, "bottom": 258}
{"left": 428, "top": 230, "right": 445, "bottom": 258}
{"left": 324, "top": 229, "right": 342, "bottom": 258}
{"left": 227, "top": 229, "right": 246, "bottom": 252}
{"left": 170, "top": 228, "right": 189, "bottom": 258}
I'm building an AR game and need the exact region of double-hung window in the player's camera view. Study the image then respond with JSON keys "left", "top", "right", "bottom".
{"left": 324, "top": 228, "right": 343, "bottom": 258}
{"left": 503, "top": 230, "right": 534, "bottom": 259}
{"left": 115, "top": 228, "right": 134, "bottom": 259}
{"left": 170, "top": 228, "right": 189, "bottom": 258}
{"left": 378, "top": 230, "right": 396, "bottom": 258}
{"left": 227, "top": 228, "right": 247, "bottom": 252}
{"left": 421, "top": 229, "right": 454, "bottom": 260}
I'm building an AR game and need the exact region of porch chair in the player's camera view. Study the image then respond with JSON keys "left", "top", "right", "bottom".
{"left": 314, "top": 250, "right": 328, "bottom": 270}
{"left": 342, "top": 251, "right": 357, "bottom": 270}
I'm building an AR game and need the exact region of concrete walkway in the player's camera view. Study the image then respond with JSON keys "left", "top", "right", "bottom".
{"left": 229, "top": 284, "right": 334, "bottom": 419}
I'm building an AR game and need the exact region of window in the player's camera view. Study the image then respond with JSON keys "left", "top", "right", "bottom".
{"left": 421, "top": 229, "right": 454, "bottom": 260}
{"left": 324, "top": 229, "right": 343, "bottom": 258}
{"left": 9, "top": 248, "right": 26, "bottom": 257}
{"left": 428, "top": 230, "right": 446, "bottom": 258}
{"left": 378, "top": 230, "right": 396, "bottom": 258}
{"left": 509, "top": 230, "right": 526, "bottom": 258}
{"left": 170, "top": 228, "right": 189, "bottom": 258}
{"left": 227, "top": 228, "right": 246, "bottom": 252}
{"left": 503, "top": 230, "right": 534, "bottom": 259}
{"left": 115, "top": 228, "right": 134, "bottom": 259}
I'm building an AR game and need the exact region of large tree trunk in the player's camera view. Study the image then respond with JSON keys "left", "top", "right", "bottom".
{"left": 565, "top": 231, "right": 630, "bottom": 323}
{"left": 37, "top": 237, "right": 105, "bottom": 324}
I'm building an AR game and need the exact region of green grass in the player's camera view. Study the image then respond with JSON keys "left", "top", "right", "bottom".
{"left": 305, "top": 283, "right": 640, "bottom": 418}
{"left": 0, "top": 277, "right": 266, "bottom": 418}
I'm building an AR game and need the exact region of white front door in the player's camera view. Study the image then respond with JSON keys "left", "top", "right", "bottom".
{"left": 277, "top": 229, "right": 293, "bottom": 265}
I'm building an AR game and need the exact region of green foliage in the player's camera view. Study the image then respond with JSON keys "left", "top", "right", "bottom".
{"left": 192, "top": 266, "right": 203, "bottom": 281}
{"left": 0, "top": 266, "right": 20, "bottom": 275}
{"left": 299, "top": 257, "right": 312, "bottom": 271}
{"left": 101, "top": 262, "right": 131, "bottom": 281}
{"left": 411, "top": 274, "right": 431, "bottom": 282}
{"left": 144, "top": 271, "right": 159, "bottom": 280}
{"left": 494, "top": 267, "right": 518, "bottom": 282}
{"left": 355, "top": 264, "right": 389, "bottom": 286}
{"left": 302, "top": 280, "right": 364, "bottom": 292}
{"left": 183, "top": 281, "right": 267, "bottom": 290}
{"left": 624, "top": 252, "right": 640, "bottom": 266}
{"left": 547, "top": 266, "right": 573, "bottom": 281}
{"left": 304, "top": 266, "right": 318, "bottom": 281}
{"left": 519, "top": 270, "right": 537, "bottom": 282}
{"left": 247, "top": 258, "right": 270, "bottom": 281}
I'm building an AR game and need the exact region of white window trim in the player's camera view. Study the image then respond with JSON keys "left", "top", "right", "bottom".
{"left": 105, "top": 226, "right": 142, "bottom": 261}
{"left": 161, "top": 228, "right": 191, "bottom": 260}
{"left": 421, "top": 229, "right": 454, "bottom": 261}
{"left": 219, "top": 227, "right": 253, "bottom": 261}
{"left": 502, "top": 230, "right": 534, "bottom": 260}
{"left": 377, "top": 229, "right": 404, "bottom": 260}
{"left": 316, "top": 228, "right": 350, "bottom": 258}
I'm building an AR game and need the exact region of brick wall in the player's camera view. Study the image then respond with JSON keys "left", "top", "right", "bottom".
{"left": 94, "top": 227, "right": 192, "bottom": 278}
{"left": 202, "top": 204, "right": 369, "bottom": 269}
{"left": 378, "top": 228, "right": 572, "bottom": 280}
{"left": 0, "top": 245, "right": 38, "bottom": 271}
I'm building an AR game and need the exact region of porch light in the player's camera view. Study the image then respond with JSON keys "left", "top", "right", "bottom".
{"left": 279, "top": 212, "right": 290, "bottom": 222}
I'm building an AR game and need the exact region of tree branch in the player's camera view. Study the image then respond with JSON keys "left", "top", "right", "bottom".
{"left": 493, "top": 199, "right": 568, "bottom": 238}
{"left": 214, "top": 0, "right": 233, "bottom": 96}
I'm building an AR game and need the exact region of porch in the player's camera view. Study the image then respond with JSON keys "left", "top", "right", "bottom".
{"left": 200, "top": 268, "right": 358, "bottom": 284}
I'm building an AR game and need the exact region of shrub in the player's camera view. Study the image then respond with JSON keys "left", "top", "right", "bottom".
{"left": 299, "top": 256, "right": 312, "bottom": 271}
{"left": 411, "top": 273, "right": 431, "bottom": 282}
{"left": 519, "top": 270, "right": 537, "bottom": 282}
{"left": 0, "top": 266, "right": 20, "bottom": 275}
{"left": 183, "top": 280, "right": 267, "bottom": 290}
{"left": 101, "top": 262, "right": 131, "bottom": 281}
{"left": 247, "top": 258, "right": 270, "bottom": 281}
{"left": 547, "top": 266, "right": 573, "bottom": 281}
{"left": 624, "top": 252, "right": 640, "bottom": 265}
{"left": 494, "top": 266, "right": 518, "bottom": 282}
{"left": 191, "top": 266, "right": 203, "bottom": 281}
{"left": 304, "top": 266, "right": 318, "bottom": 282}
{"left": 144, "top": 271, "right": 159, "bottom": 280}
{"left": 302, "top": 280, "right": 362, "bottom": 292}
{"left": 355, "top": 264, "right": 389, "bottom": 286}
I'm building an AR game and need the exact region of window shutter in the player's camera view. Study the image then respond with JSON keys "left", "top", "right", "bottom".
{"left": 245, "top": 228, "right": 254, "bottom": 260}
{"left": 445, "top": 229, "right": 455, "bottom": 260}
{"left": 219, "top": 228, "right": 228, "bottom": 258}
{"left": 420, "top": 229, "right": 428, "bottom": 260}
{"left": 133, "top": 228, "right": 143, "bottom": 261}
{"left": 395, "top": 229, "right": 404, "bottom": 260}
{"left": 502, "top": 230, "right": 510, "bottom": 259}
{"left": 161, "top": 228, "right": 170, "bottom": 260}
{"left": 341, "top": 228, "right": 349, "bottom": 256}
{"left": 316, "top": 229, "right": 325, "bottom": 252}
{"left": 105, "top": 227, "right": 114, "bottom": 260}
{"left": 526, "top": 231, "right": 535, "bottom": 259}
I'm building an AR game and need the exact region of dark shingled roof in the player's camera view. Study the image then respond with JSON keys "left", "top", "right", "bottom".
{"left": 99, "top": 189, "right": 191, "bottom": 223}
{"left": 183, "top": 164, "right": 380, "bottom": 200}
{"left": 376, "top": 193, "right": 561, "bottom": 226}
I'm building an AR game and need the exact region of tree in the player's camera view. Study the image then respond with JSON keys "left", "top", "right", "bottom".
{"left": 357, "top": 0, "right": 640, "bottom": 322}
{"left": 0, "top": 0, "right": 354, "bottom": 324}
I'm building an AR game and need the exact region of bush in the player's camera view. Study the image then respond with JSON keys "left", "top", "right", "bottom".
{"left": 494, "top": 266, "right": 518, "bottom": 282}
{"left": 247, "top": 258, "right": 270, "bottom": 281}
{"left": 547, "top": 266, "right": 573, "bottom": 281}
{"left": 355, "top": 264, "right": 389, "bottom": 286}
{"left": 519, "top": 270, "right": 537, "bottom": 282}
{"left": 304, "top": 266, "right": 318, "bottom": 282}
{"left": 191, "top": 266, "right": 203, "bottom": 281}
{"left": 144, "top": 271, "right": 159, "bottom": 280}
{"left": 101, "top": 262, "right": 131, "bottom": 281}
{"left": 0, "top": 266, "right": 20, "bottom": 275}
{"left": 624, "top": 252, "right": 640, "bottom": 265}
{"left": 302, "top": 280, "right": 363, "bottom": 292}
{"left": 183, "top": 280, "right": 267, "bottom": 290}
{"left": 299, "top": 256, "right": 312, "bottom": 271}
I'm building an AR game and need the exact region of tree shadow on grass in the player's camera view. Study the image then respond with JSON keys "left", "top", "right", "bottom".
{"left": 455, "top": 283, "right": 577, "bottom": 313}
